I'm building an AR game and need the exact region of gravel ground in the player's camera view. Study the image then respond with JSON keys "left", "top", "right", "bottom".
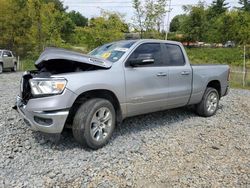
{"left": 0, "top": 72, "right": 249, "bottom": 187}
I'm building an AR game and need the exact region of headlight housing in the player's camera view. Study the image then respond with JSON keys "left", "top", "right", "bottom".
{"left": 29, "top": 78, "right": 67, "bottom": 96}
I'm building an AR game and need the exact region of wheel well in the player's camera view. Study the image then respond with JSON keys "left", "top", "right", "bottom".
{"left": 207, "top": 80, "right": 221, "bottom": 97}
{"left": 66, "top": 89, "right": 123, "bottom": 127}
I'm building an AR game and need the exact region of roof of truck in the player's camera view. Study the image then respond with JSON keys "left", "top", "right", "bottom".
{"left": 118, "top": 39, "right": 182, "bottom": 45}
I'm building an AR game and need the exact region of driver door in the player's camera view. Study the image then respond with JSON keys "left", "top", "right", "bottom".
{"left": 124, "top": 42, "right": 170, "bottom": 117}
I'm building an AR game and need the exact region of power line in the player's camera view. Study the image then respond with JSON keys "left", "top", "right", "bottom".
{"left": 66, "top": 1, "right": 240, "bottom": 8}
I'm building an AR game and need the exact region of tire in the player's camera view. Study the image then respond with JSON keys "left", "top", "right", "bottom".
{"left": 196, "top": 87, "right": 219, "bottom": 117}
{"left": 0, "top": 63, "right": 2, "bottom": 74}
{"left": 72, "top": 98, "right": 116, "bottom": 149}
{"left": 11, "top": 63, "right": 17, "bottom": 72}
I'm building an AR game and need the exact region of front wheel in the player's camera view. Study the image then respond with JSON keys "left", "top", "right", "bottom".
{"left": 72, "top": 98, "right": 116, "bottom": 149}
{"left": 196, "top": 87, "right": 219, "bottom": 117}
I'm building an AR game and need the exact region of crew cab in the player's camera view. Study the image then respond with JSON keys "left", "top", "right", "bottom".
{"left": 0, "top": 50, "right": 17, "bottom": 73}
{"left": 16, "top": 39, "right": 230, "bottom": 149}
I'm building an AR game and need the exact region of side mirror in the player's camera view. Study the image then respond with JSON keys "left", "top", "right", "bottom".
{"left": 130, "top": 53, "right": 155, "bottom": 67}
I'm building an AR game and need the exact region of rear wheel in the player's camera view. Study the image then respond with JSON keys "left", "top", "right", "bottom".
{"left": 11, "top": 63, "right": 17, "bottom": 72}
{"left": 196, "top": 87, "right": 219, "bottom": 117}
{"left": 72, "top": 98, "right": 116, "bottom": 149}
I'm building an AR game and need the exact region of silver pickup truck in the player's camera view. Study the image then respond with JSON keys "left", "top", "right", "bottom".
{"left": 0, "top": 50, "right": 17, "bottom": 73}
{"left": 16, "top": 39, "right": 230, "bottom": 149}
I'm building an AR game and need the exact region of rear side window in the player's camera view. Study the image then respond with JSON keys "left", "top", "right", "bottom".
{"left": 8, "top": 51, "right": 12, "bottom": 57}
{"left": 163, "top": 44, "right": 185, "bottom": 66}
{"left": 4, "top": 51, "right": 12, "bottom": 57}
{"left": 127, "top": 43, "right": 162, "bottom": 66}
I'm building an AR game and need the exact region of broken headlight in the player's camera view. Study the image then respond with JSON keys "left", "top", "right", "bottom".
{"left": 29, "top": 78, "right": 67, "bottom": 96}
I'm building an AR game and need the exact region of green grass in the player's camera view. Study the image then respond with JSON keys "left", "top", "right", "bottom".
{"left": 185, "top": 47, "right": 247, "bottom": 66}
{"left": 230, "top": 82, "right": 250, "bottom": 90}
{"left": 186, "top": 47, "right": 250, "bottom": 90}
{"left": 230, "top": 70, "right": 250, "bottom": 89}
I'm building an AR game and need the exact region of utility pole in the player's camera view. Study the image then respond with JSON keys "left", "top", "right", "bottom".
{"left": 165, "top": 0, "right": 172, "bottom": 40}
{"left": 243, "top": 45, "right": 246, "bottom": 87}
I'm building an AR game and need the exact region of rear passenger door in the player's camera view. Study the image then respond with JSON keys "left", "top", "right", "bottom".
{"left": 162, "top": 43, "right": 192, "bottom": 107}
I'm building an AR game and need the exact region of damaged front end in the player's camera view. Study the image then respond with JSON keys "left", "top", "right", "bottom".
{"left": 15, "top": 47, "right": 112, "bottom": 134}
{"left": 35, "top": 47, "right": 112, "bottom": 73}
{"left": 19, "top": 47, "right": 112, "bottom": 103}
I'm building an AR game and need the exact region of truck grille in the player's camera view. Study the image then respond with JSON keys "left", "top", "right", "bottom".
{"left": 20, "top": 72, "right": 33, "bottom": 104}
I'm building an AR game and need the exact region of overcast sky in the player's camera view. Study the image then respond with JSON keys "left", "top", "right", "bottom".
{"left": 63, "top": 0, "right": 240, "bottom": 29}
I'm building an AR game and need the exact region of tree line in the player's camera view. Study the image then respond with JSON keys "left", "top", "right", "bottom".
{"left": 0, "top": 0, "right": 128, "bottom": 57}
{"left": 1, "top": 0, "right": 250, "bottom": 58}
{"left": 169, "top": 0, "right": 250, "bottom": 44}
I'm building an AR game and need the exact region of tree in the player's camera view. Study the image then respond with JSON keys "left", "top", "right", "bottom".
{"left": 205, "top": 0, "right": 229, "bottom": 43}
{"left": 238, "top": 0, "right": 250, "bottom": 12}
{"left": 166, "top": 0, "right": 250, "bottom": 44}
{"left": 81, "top": 12, "right": 128, "bottom": 49}
{"left": 132, "top": 0, "right": 144, "bottom": 37}
{"left": 209, "top": 0, "right": 229, "bottom": 15}
{"left": 132, "top": 0, "right": 168, "bottom": 38}
{"left": 43, "top": 0, "right": 66, "bottom": 11}
{"left": 235, "top": 12, "right": 250, "bottom": 43}
{"left": 0, "top": 0, "right": 77, "bottom": 57}
{"left": 182, "top": 3, "right": 207, "bottom": 42}
{"left": 59, "top": 13, "right": 76, "bottom": 43}
{"left": 169, "top": 15, "right": 186, "bottom": 32}
{"left": 68, "top": 11, "right": 88, "bottom": 27}
{"left": 0, "top": 0, "right": 32, "bottom": 56}
{"left": 28, "top": 0, "right": 75, "bottom": 53}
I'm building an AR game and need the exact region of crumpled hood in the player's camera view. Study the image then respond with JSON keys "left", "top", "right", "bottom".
{"left": 35, "top": 47, "right": 112, "bottom": 69}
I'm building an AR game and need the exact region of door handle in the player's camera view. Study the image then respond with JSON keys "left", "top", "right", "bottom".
{"left": 181, "top": 71, "right": 190, "bottom": 75}
{"left": 157, "top": 72, "right": 167, "bottom": 77}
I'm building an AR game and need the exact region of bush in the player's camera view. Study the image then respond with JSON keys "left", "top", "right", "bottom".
{"left": 20, "top": 59, "right": 36, "bottom": 71}
{"left": 185, "top": 47, "right": 244, "bottom": 66}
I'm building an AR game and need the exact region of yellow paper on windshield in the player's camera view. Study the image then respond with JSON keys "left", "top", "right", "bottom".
{"left": 101, "top": 52, "right": 111, "bottom": 59}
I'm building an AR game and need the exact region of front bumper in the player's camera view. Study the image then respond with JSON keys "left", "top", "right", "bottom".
{"left": 16, "top": 96, "right": 69, "bottom": 134}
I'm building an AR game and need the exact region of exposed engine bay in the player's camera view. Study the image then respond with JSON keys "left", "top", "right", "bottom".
{"left": 19, "top": 47, "right": 112, "bottom": 104}
{"left": 34, "top": 59, "right": 107, "bottom": 77}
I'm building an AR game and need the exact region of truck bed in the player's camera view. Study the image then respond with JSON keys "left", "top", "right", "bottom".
{"left": 188, "top": 64, "right": 230, "bottom": 105}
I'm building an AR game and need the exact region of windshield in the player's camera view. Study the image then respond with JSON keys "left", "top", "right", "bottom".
{"left": 89, "top": 41, "right": 136, "bottom": 62}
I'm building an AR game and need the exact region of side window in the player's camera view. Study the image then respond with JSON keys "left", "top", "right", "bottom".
{"left": 163, "top": 44, "right": 185, "bottom": 66}
{"left": 3, "top": 51, "right": 12, "bottom": 57}
{"left": 127, "top": 43, "right": 162, "bottom": 67}
{"left": 3, "top": 51, "right": 7, "bottom": 57}
{"left": 7, "top": 51, "right": 12, "bottom": 57}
